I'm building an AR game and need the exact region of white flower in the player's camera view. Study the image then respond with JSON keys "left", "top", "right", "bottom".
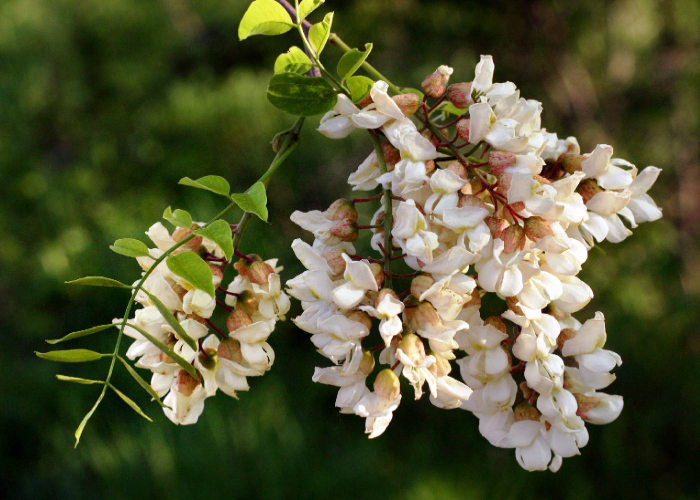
{"left": 163, "top": 370, "right": 208, "bottom": 425}
{"left": 625, "top": 166, "right": 663, "bottom": 225}
{"left": 581, "top": 144, "right": 634, "bottom": 190}
{"left": 229, "top": 320, "right": 276, "bottom": 373}
{"left": 331, "top": 254, "right": 378, "bottom": 310}
{"left": 182, "top": 288, "right": 216, "bottom": 319}
{"left": 476, "top": 239, "right": 537, "bottom": 297}
{"left": 318, "top": 94, "right": 360, "bottom": 139}
{"left": 360, "top": 292, "right": 404, "bottom": 346}
{"left": 392, "top": 199, "right": 439, "bottom": 264}
{"left": 353, "top": 390, "right": 401, "bottom": 439}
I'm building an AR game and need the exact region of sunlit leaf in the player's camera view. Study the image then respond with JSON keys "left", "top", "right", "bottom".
{"left": 163, "top": 207, "right": 193, "bottom": 229}
{"left": 347, "top": 75, "right": 374, "bottom": 103}
{"left": 109, "top": 384, "right": 153, "bottom": 422}
{"left": 230, "top": 181, "right": 269, "bottom": 221}
{"left": 274, "top": 46, "right": 313, "bottom": 74}
{"left": 117, "top": 356, "right": 170, "bottom": 409}
{"left": 297, "top": 0, "right": 324, "bottom": 21}
{"left": 109, "top": 239, "right": 150, "bottom": 258}
{"left": 179, "top": 175, "right": 230, "bottom": 196}
{"left": 238, "top": 0, "right": 294, "bottom": 40}
{"left": 308, "top": 12, "right": 333, "bottom": 56}
{"left": 46, "top": 324, "right": 115, "bottom": 344}
{"left": 143, "top": 290, "right": 198, "bottom": 351}
{"left": 56, "top": 375, "right": 104, "bottom": 385}
{"left": 337, "top": 43, "right": 373, "bottom": 82}
{"left": 267, "top": 72, "right": 337, "bottom": 117}
{"left": 166, "top": 252, "right": 215, "bottom": 297}
{"left": 195, "top": 220, "right": 234, "bottom": 260}
{"left": 36, "top": 349, "right": 107, "bottom": 363}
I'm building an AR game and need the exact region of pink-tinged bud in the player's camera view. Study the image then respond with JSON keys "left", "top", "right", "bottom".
{"left": 421, "top": 65, "right": 453, "bottom": 98}
{"left": 399, "top": 333, "right": 426, "bottom": 363}
{"left": 424, "top": 159, "right": 436, "bottom": 175}
{"left": 359, "top": 349, "right": 376, "bottom": 376}
{"left": 574, "top": 393, "right": 601, "bottom": 417}
{"left": 413, "top": 302, "right": 441, "bottom": 331}
{"left": 563, "top": 153, "right": 585, "bottom": 173}
{"left": 484, "top": 316, "right": 507, "bottom": 334}
{"left": 321, "top": 248, "right": 347, "bottom": 276}
{"left": 173, "top": 225, "right": 203, "bottom": 252}
{"left": 506, "top": 296, "right": 524, "bottom": 316}
{"left": 446, "top": 161, "right": 468, "bottom": 179}
{"left": 329, "top": 218, "right": 359, "bottom": 242}
{"left": 519, "top": 382, "right": 532, "bottom": 399}
{"left": 370, "top": 263, "right": 385, "bottom": 288}
{"left": 227, "top": 308, "right": 252, "bottom": 332}
{"left": 447, "top": 82, "right": 473, "bottom": 109}
{"left": 345, "top": 310, "right": 373, "bottom": 332}
{"left": 524, "top": 216, "right": 554, "bottom": 242}
{"left": 456, "top": 119, "right": 471, "bottom": 143}
{"left": 375, "top": 288, "right": 399, "bottom": 309}
{"left": 172, "top": 283, "right": 188, "bottom": 300}
{"left": 578, "top": 179, "right": 604, "bottom": 204}
{"left": 326, "top": 198, "right": 358, "bottom": 222}
{"left": 500, "top": 224, "right": 526, "bottom": 253}
{"left": 176, "top": 370, "right": 200, "bottom": 397}
{"left": 428, "top": 351, "right": 452, "bottom": 377}
{"left": 357, "top": 93, "right": 374, "bottom": 108}
{"left": 464, "top": 289, "right": 481, "bottom": 308}
{"left": 557, "top": 328, "right": 577, "bottom": 351}
{"left": 233, "top": 253, "right": 262, "bottom": 279}
{"left": 218, "top": 338, "right": 244, "bottom": 364}
{"left": 458, "top": 194, "right": 488, "bottom": 210}
{"left": 374, "top": 368, "right": 401, "bottom": 400}
{"left": 392, "top": 93, "right": 421, "bottom": 116}
{"left": 485, "top": 216, "right": 509, "bottom": 239}
{"left": 410, "top": 274, "right": 435, "bottom": 300}
{"left": 495, "top": 173, "right": 512, "bottom": 197}
{"left": 382, "top": 142, "right": 401, "bottom": 167}
{"left": 198, "top": 348, "right": 218, "bottom": 370}
{"left": 514, "top": 403, "right": 541, "bottom": 422}
{"left": 488, "top": 151, "right": 517, "bottom": 175}
{"left": 247, "top": 261, "right": 274, "bottom": 286}
{"left": 209, "top": 264, "right": 224, "bottom": 285}
{"left": 235, "top": 290, "right": 259, "bottom": 316}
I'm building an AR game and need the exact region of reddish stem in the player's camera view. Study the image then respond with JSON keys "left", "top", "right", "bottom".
{"left": 217, "top": 286, "right": 239, "bottom": 297}
{"left": 234, "top": 248, "right": 254, "bottom": 263}
{"left": 205, "top": 318, "right": 227, "bottom": 340}
{"left": 216, "top": 299, "right": 234, "bottom": 313}
{"left": 352, "top": 193, "right": 383, "bottom": 203}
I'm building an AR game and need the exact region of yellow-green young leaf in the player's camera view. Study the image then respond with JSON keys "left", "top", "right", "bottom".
{"left": 337, "top": 43, "right": 373, "bottom": 82}
{"left": 142, "top": 291, "right": 198, "bottom": 352}
{"left": 179, "top": 175, "right": 230, "bottom": 196}
{"left": 195, "top": 220, "right": 234, "bottom": 260}
{"left": 308, "top": 12, "right": 333, "bottom": 56}
{"left": 297, "top": 0, "right": 324, "bottom": 21}
{"left": 231, "top": 181, "right": 269, "bottom": 221}
{"left": 126, "top": 322, "right": 198, "bottom": 378}
{"left": 166, "top": 252, "right": 215, "bottom": 297}
{"left": 66, "top": 276, "right": 132, "bottom": 288}
{"left": 238, "top": 0, "right": 294, "bottom": 40}
{"left": 109, "top": 384, "right": 153, "bottom": 422}
{"left": 267, "top": 72, "right": 337, "bottom": 117}
{"left": 57, "top": 375, "right": 104, "bottom": 385}
{"left": 274, "top": 46, "right": 313, "bottom": 74}
{"left": 163, "top": 206, "right": 193, "bottom": 229}
{"left": 46, "top": 324, "right": 115, "bottom": 344}
{"left": 36, "top": 349, "right": 106, "bottom": 363}
{"left": 109, "top": 239, "right": 150, "bottom": 258}
{"left": 347, "top": 75, "right": 374, "bottom": 103}
{"left": 75, "top": 397, "right": 101, "bottom": 447}
{"left": 117, "top": 356, "right": 170, "bottom": 409}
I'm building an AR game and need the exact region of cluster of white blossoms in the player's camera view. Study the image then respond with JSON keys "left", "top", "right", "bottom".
{"left": 289, "top": 55, "right": 661, "bottom": 471}
{"left": 118, "top": 222, "right": 289, "bottom": 425}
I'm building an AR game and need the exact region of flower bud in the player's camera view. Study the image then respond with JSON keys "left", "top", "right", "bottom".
{"left": 421, "top": 65, "right": 453, "bottom": 98}
{"left": 380, "top": 142, "right": 401, "bottom": 167}
{"left": 198, "top": 348, "right": 218, "bottom": 370}
{"left": 235, "top": 290, "right": 259, "bottom": 316}
{"left": 218, "top": 338, "right": 243, "bottom": 364}
{"left": 247, "top": 260, "right": 275, "bottom": 286}
{"left": 209, "top": 264, "right": 224, "bottom": 285}
{"left": 227, "top": 307, "right": 252, "bottom": 332}
{"left": 456, "top": 118, "right": 471, "bottom": 143}
{"left": 557, "top": 328, "right": 577, "bottom": 351}
{"left": 574, "top": 393, "right": 601, "bottom": 414}
{"left": 375, "top": 288, "right": 399, "bottom": 309}
{"left": 500, "top": 224, "right": 526, "bottom": 253}
{"left": 578, "top": 179, "right": 604, "bottom": 203}
{"left": 374, "top": 368, "right": 401, "bottom": 400}
{"left": 412, "top": 302, "right": 441, "bottom": 331}
{"left": 495, "top": 173, "right": 512, "bottom": 196}
{"left": 446, "top": 161, "right": 468, "bottom": 179}
{"left": 345, "top": 310, "right": 373, "bottom": 332}
{"left": 176, "top": 370, "right": 200, "bottom": 397}
{"left": 329, "top": 219, "right": 359, "bottom": 242}
{"left": 488, "top": 151, "right": 517, "bottom": 175}
{"left": 172, "top": 283, "right": 188, "bottom": 300}
{"left": 447, "top": 82, "right": 473, "bottom": 109}
{"left": 410, "top": 274, "right": 435, "bottom": 300}
{"left": 458, "top": 194, "right": 488, "bottom": 210}
{"left": 318, "top": 248, "right": 345, "bottom": 276}
{"left": 485, "top": 216, "right": 509, "bottom": 239}
{"left": 399, "top": 333, "right": 426, "bottom": 363}
{"left": 370, "top": 263, "right": 385, "bottom": 288}
{"left": 392, "top": 93, "right": 421, "bottom": 116}
{"left": 514, "top": 403, "right": 541, "bottom": 422}
{"left": 357, "top": 93, "right": 373, "bottom": 108}
{"left": 428, "top": 351, "right": 452, "bottom": 377}
{"left": 173, "top": 224, "right": 203, "bottom": 252}
{"left": 562, "top": 153, "right": 585, "bottom": 173}
{"left": 424, "top": 159, "right": 436, "bottom": 176}
{"left": 326, "top": 198, "right": 358, "bottom": 222}
{"left": 519, "top": 382, "right": 532, "bottom": 399}
{"left": 484, "top": 316, "right": 507, "bottom": 334}
{"left": 506, "top": 296, "right": 524, "bottom": 315}
{"left": 524, "top": 216, "right": 554, "bottom": 242}
{"left": 359, "top": 349, "right": 376, "bottom": 376}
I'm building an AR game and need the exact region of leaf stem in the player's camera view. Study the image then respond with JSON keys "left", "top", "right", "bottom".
{"left": 368, "top": 132, "right": 394, "bottom": 289}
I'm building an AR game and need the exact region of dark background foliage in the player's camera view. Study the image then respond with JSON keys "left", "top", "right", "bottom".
{"left": 0, "top": 0, "right": 698, "bottom": 498}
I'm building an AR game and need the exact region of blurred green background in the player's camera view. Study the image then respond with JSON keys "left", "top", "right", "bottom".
{"left": 1, "top": 0, "right": 698, "bottom": 498}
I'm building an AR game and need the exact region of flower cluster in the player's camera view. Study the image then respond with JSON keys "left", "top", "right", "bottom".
{"left": 289, "top": 55, "right": 661, "bottom": 471}
{"left": 119, "top": 222, "right": 289, "bottom": 425}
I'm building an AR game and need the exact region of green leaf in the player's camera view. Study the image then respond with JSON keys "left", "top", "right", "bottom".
{"left": 163, "top": 207, "right": 193, "bottom": 229}
{"left": 109, "top": 238, "right": 150, "bottom": 258}
{"left": 117, "top": 356, "right": 170, "bottom": 409}
{"left": 125, "top": 321, "right": 198, "bottom": 378}
{"left": 297, "top": 0, "right": 324, "bottom": 21}
{"left": 166, "top": 252, "right": 215, "bottom": 297}
{"left": 238, "top": 0, "right": 294, "bottom": 40}
{"left": 46, "top": 324, "right": 115, "bottom": 345}
{"left": 66, "top": 276, "right": 132, "bottom": 288}
{"left": 347, "top": 75, "right": 374, "bottom": 103}
{"left": 179, "top": 175, "right": 230, "bottom": 197}
{"left": 267, "top": 72, "right": 337, "bottom": 117}
{"left": 337, "top": 43, "right": 373, "bottom": 82}
{"left": 308, "top": 12, "right": 333, "bottom": 56}
{"left": 230, "top": 181, "right": 269, "bottom": 221}
{"left": 195, "top": 220, "right": 234, "bottom": 260}
{"left": 143, "top": 290, "right": 198, "bottom": 352}
{"left": 274, "top": 46, "right": 313, "bottom": 74}
{"left": 36, "top": 349, "right": 106, "bottom": 363}
{"left": 109, "top": 384, "right": 153, "bottom": 422}
{"left": 75, "top": 398, "right": 101, "bottom": 447}
{"left": 57, "top": 375, "right": 104, "bottom": 385}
